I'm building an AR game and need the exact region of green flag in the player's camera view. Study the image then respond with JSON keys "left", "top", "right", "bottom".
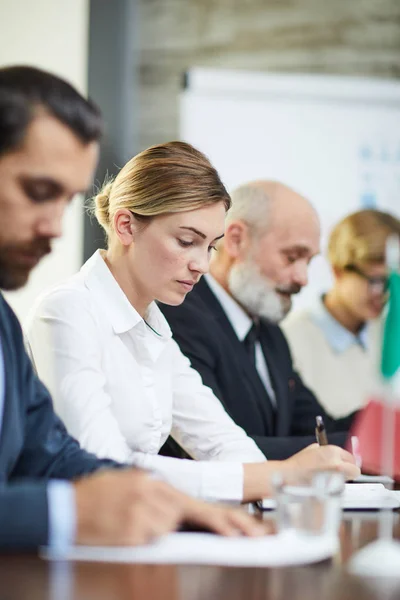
{"left": 381, "top": 270, "right": 400, "bottom": 381}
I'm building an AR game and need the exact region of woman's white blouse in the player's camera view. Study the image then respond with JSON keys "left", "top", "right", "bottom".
{"left": 26, "top": 250, "right": 265, "bottom": 501}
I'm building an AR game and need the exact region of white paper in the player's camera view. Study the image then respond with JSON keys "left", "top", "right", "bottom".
{"left": 343, "top": 484, "right": 400, "bottom": 509}
{"left": 261, "top": 483, "right": 400, "bottom": 511}
{"left": 43, "top": 530, "right": 338, "bottom": 567}
{"left": 354, "top": 474, "right": 394, "bottom": 484}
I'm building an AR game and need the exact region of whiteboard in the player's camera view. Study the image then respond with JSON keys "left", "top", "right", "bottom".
{"left": 180, "top": 68, "right": 400, "bottom": 309}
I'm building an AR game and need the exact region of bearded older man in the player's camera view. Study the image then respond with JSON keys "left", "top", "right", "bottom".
{"left": 161, "top": 180, "right": 356, "bottom": 459}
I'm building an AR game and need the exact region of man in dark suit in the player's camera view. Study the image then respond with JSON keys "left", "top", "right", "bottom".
{"left": 161, "top": 181, "right": 354, "bottom": 460}
{"left": 0, "top": 66, "right": 263, "bottom": 550}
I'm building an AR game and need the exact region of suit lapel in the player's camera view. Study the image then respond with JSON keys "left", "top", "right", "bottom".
{"left": 195, "top": 279, "right": 276, "bottom": 432}
{"left": 0, "top": 300, "right": 16, "bottom": 472}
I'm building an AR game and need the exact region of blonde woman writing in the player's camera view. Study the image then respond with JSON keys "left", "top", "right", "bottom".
{"left": 26, "top": 142, "right": 359, "bottom": 502}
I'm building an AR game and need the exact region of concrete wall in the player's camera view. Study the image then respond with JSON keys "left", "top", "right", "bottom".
{"left": 138, "top": 0, "right": 400, "bottom": 150}
{"left": 0, "top": 0, "right": 89, "bottom": 320}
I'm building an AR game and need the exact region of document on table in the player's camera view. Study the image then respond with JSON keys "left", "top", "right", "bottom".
{"left": 354, "top": 474, "right": 394, "bottom": 484}
{"left": 343, "top": 484, "right": 400, "bottom": 509}
{"left": 43, "top": 530, "right": 338, "bottom": 567}
{"left": 261, "top": 483, "right": 400, "bottom": 511}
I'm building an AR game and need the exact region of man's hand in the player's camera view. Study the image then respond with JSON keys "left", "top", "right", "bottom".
{"left": 74, "top": 469, "right": 267, "bottom": 546}
{"left": 286, "top": 443, "right": 361, "bottom": 481}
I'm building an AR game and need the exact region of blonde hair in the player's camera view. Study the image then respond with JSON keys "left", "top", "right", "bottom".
{"left": 92, "top": 141, "right": 231, "bottom": 240}
{"left": 328, "top": 209, "right": 400, "bottom": 269}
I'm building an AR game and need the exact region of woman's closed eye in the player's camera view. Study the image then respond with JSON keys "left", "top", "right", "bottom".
{"left": 177, "top": 238, "right": 194, "bottom": 248}
{"left": 177, "top": 238, "right": 217, "bottom": 253}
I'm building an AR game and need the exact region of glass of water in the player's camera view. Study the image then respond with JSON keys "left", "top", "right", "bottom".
{"left": 274, "top": 470, "right": 345, "bottom": 539}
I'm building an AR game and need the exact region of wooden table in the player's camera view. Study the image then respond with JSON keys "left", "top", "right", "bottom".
{"left": 1, "top": 514, "right": 400, "bottom": 600}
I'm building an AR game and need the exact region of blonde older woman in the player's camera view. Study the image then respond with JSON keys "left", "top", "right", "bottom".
{"left": 283, "top": 209, "right": 400, "bottom": 418}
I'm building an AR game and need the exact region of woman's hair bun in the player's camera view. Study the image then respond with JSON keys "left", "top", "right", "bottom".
{"left": 93, "top": 180, "right": 114, "bottom": 230}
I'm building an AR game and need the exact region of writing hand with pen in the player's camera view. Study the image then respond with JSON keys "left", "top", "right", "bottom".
{"left": 285, "top": 443, "right": 360, "bottom": 481}
{"left": 282, "top": 415, "right": 360, "bottom": 481}
{"left": 246, "top": 419, "right": 360, "bottom": 502}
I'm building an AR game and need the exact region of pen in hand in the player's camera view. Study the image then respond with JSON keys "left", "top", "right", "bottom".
{"left": 315, "top": 415, "right": 328, "bottom": 446}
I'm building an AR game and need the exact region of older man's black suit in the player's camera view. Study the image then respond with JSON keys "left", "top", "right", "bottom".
{"left": 160, "top": 277, "right": 353, "bottom": 460}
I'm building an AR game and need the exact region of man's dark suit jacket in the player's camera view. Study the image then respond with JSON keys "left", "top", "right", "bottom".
{"left": 0, "top": 293, "right": 117, "bottom": 550}
{"left": 160, "top": 278, "right": 354, "bottom": 460}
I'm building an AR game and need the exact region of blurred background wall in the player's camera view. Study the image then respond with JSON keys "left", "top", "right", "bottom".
{"left": 0, "top": 0, "right": 399, "bottom": 317}
{"left": 138, "top": 0, "right": 400, "bottom": 149}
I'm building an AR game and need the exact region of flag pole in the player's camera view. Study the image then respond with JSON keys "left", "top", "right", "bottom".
{"left": 379, "top": 235, "right": 399, "bottom": 540}
{"left": 348, "top": 234, "right": 400, "bottom": 576}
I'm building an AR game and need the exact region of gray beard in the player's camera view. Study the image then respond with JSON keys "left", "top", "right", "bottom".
{"left": 227, "top": 261, "right": 291, "bottom": 323}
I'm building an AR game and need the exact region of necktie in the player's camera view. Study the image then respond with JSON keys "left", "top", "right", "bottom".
{"left": 243, "top": 322, "right": 260, "bottom": 367}
{"left": 243, "top": 322, "right": 277, "bottom": 415}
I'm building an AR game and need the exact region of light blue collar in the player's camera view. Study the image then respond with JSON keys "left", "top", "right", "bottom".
{"left": 309, "top": 296, "right": 369, "bottom": 354}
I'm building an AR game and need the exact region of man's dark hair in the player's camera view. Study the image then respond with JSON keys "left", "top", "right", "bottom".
{"left": 0, "top": 65, "right": 103, "bottom": 156}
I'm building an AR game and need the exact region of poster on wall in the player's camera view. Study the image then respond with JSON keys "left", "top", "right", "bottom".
{"left": 180, "top": 68, "right": 400, "bottom": 309}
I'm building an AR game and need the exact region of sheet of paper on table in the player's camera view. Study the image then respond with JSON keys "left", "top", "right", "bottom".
{"left": 354, "top": 474, "right": 394, "bottom": 484}
{"left": 261, "top": 483, "right": 400, "bottom": 511}
{"left": 43, "top": 530, "right": 338, "bottom": 567}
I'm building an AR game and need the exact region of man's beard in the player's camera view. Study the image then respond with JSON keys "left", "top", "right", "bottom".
{"left": 228, "top": 260, "right": 301, "bottom": 323}
{"left": 0, "top": 239, "right": 51, "bottom": 290}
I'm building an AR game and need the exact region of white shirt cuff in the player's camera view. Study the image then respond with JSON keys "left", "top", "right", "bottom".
{"left": 131, "top": 452, "right": 245, "bottom": 501}
{"left": 47, "top": 480, "right": 76, "bottom": 551}
{"left": 199, "top": 462, "right": 244, "bottom": 501}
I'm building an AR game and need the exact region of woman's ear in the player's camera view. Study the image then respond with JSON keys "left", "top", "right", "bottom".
{"left": 332, "top": 266, "right": 345, "bottom": 280}
{"left": 224, "top": 220, "right": 251, "bottom": 259}
{"left": 113, "top": 209, "right": 135, "bottom": 246}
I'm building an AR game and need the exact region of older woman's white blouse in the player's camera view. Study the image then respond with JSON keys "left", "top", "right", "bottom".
{"left": 25, "top": 250, "right": 265, "bottom": 501}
